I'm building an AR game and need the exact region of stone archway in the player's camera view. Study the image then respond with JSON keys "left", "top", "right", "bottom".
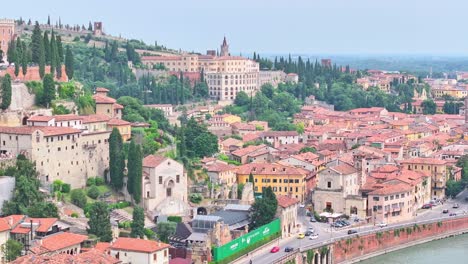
{"left": 197, "top": 207, "right": 207, "bottom": 215}
{"left": 22, "top": 116, "right": 28, "bottom": 125}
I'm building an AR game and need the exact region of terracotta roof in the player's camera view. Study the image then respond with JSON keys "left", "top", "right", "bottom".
{"left": 369, "top": 181, "right": 412, "bottom": 196}
{"left": 236, "top": 163, "right": 306, "bottom": 176}
{"left": 0, "top": 126, "right": 81, "bottom": 136}
{"left": 221, "top": 137, "right": 243, "bottom": 147}
{"left": 206, "top": 163, "right": 236, "bottom": 173}
{"left": 81, "top": 114, "right": 111, "bottom": 124}
{"left": 96, "top": 87, "right": 110, "bottom": 92}
{"left": 111, "top": 237, "right": 170, "bottom": 253}
{"left": 330, "top": 163, "right": 357, "bottom": 175}
{"left": 277, "top": 195, "right": 299, "bottom": 208}
{"left": 261, "top": 131, "right": 298, "bottom": 137}
{"left": 143, "top": 155, "right": 168, "bottom": 167}
{"left": 27, "top": 218, "right": 58, "bottom": 233}
{"left": 12, "top": 249, "right": 121, "bottom": 264}
{"left": 107, "top": 118, "right": 131, "bottom": 126}
{"left": 0, "top": 215, "right": 24, "bottom": 232}
{"left": 95, "top": 242, "right": 111, "bottom": 253}
{"left": 39, "top": 232, "right": 88, "bottom": 252}
{"left": 93, "top": 94, "right": 116, "bottom": 104}
{"left": 399, "top": 157, "right": 447, "bottom": 165}
{"left": 113, "top": 103, "right": 124, "bottom": 109}
{"left": 28, "top": 115, "right": 54, "bottom": 122}
{"left": 54, "top": 114, "right": 83, "bottom": 121}
{"left": 231, "top": 144, "right": 268, "bottom": 157}
{"left": 170, "top": 258, "right": 192, "bottom": 264}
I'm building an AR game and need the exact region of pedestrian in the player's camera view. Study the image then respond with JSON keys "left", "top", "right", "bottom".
{"left": 250, "top": 260, "right": 253, "bottom": 264}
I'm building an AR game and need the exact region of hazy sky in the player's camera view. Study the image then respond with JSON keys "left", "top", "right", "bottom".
{"left": 4, "top": 0, "right": 467, "bottom": 55}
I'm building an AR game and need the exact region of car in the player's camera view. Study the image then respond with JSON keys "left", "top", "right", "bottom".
{"left": 305, "top": 231, "right": 313, "bottom": 236}
{"left": 270, "top": 246, "right": 280, "bottom": 253}
{"left": 347, "top": 229, "right": 358, "bottom": 235}
{"left": 377, "top": 222, "right": 387, "bottom": 228}
{"left": 449, "top": 213, "right": 457, "bottom": 216}
{"left": 284, "top": 246, "right": 294, "bottom": 252}
{"left": 453, "top": 204, "right": 459, "bottom": 209}
{"left": 309, "top": 233, "right": 319, "bottom": 240}
{"left": 297, "top": 233, "right": 305, "bottom": 239}
{"left": 308, "top": 226, "right": 315, "bottom": 232}
{"left": 422, "top": 204, "right": 432, "bottom": 209}
{"left": 310, "top": 217, "right": 317, "bottom": 222}
{"left": 299, "top": 204, "right": 305, "bottom": 208}
{"left": 443, "top": 209, "right": 449, "bottom": 214}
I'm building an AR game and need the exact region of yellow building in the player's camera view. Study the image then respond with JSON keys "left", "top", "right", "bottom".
{"left": 107, "top": 118, "right": 132, "bottom": 141}
{"left": 236, "top": 163, "right": 307, "bottom": 202}
{"left": 93, "top": 88, "right": 123, "bottom": 119}
{"left": 400, "top": 158, "right": 448, "bottom": 199}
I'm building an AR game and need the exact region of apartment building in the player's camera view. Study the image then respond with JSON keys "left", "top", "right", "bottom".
{"left": 0, "top": 19, "right": 14, "bottom": 60}
{"left": 400, "top": 158, "right": 449, "bottom": 199}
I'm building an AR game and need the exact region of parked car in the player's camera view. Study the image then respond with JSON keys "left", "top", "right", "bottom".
{"left": 449, "top": 213, "right": 457, "bottom": 216}
{"left": 284, "top": 247, "right": 294, "bottom": 252}
{"left": 377, "top": 222, "right": 387, "bottom": 228}
{"left": 299, "top": 204, "right": 305, "bottom": 208}
{"left": 309, "top": 233, "right": 319, "bottom": 240}
{"left": 305, "top": 231, "right": 313, "bottom": 236}
{"left": 453, "top": 203, "right": 459, "bottom": 209}
{"left": 310, "top": 217, "right": 317, "bottom": 222}
{"left": 443, "top": 209, "right": 449, "bottom": 214}
{"left": 271, "top": 246, "right": 280, "bottom": 253}
{"left": 347, "top": 229, "right": 358, "bottom": 235}
{"left": 422, "top": 204, "right": 432, "bottom": 209}
{"left": 308, "top": 226, "right": 315, "bottom": 232}
{"left": 297, "top": 233, "right": 305, "bottom": 239}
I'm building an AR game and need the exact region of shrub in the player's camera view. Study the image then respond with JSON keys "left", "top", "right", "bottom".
{"left": 144, "top": 228, "right": 156, "bottom": 239}
{"left": 86, "top": 178, "right": 96, "bottom": 187}
{"left": 95, "top": 177, "right": 105, "bottom": 186}
{"left": 61, "top": 184, "right": 71, "bottom": 193}
{"left": 189, "top": 193, "right": 202, "bottom": 204}
{"left": 87, "top": 186, "right": 100, "bottom": 199}
{"left": 70, "top": 189, "right": 87, "bottom": 208}
{"left": 71, "top": 212, "right": 79, "bottom": 218}
{"left": 53, "top": 180, "right": 64, "bottom": 192}
{"left": 118, "top": 221, "right": 132, "bottom": 229}
{"left": 168, "top": 216, "right": 182, "bottom": 223}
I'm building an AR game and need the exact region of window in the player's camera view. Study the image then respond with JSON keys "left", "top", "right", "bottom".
{"left": 176, "top": 175, "right": 180, "bottom": 183}
{"left": 273, "top": 179, "right": 277, "bottom": 183}
{"left": 385, "top": 196, "right": 388, "bottom": 201}
{"left": 147, "top": 191, "right": 150, "bottom": 198}
{"left": 373, "top": 197, "right": 380, "bottom": 201}
{"left": 390, "top": 195, "right": 394, "bottom": 200}
{"left": 159, "top": 176, "right": 163, "bottom": 184}
{"left": 327, "top": 181, "right": 331, "bottom": 188}
{"left": 294, "top": 179, "right": 299, "bottom": 183}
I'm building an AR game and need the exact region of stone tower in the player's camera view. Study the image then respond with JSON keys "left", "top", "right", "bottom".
{"left": 220, "top": 36, "right": 229, "bottom": 57}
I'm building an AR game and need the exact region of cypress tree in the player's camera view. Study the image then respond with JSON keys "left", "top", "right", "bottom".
{"left": 14, "top": 38, "right": 21, "bottom": 77}
{"left": 133, "top": 144, "right": 142, "bottom": 204}
{"left": 31, "top": 22, "right": 42, "bottom": 63}
{"left": 50, "top": 31, "right": 57, "bottom": 77}
{"left": 109, "top": 128, "right": 124, "bottom": 190}
{"left": 38, "top": 38, "right": 46, "bottom": 79}
{"left": 88, "top": 202, "right": 113, "bottom": 242}
{"left": 130, "top": 206, "right": 145, "bottom": 238}
{"left": 43, "top": 32, "right": 50, "bottom": 64}
{"left": 1, "top": 74, "right": 12, "bottom": 110}
{"left": 47, "top": 15, "right": 50, "bottom": 26}
{"left": 179, "top": 72, "right": 185, "bottom": 105}
{"left": 65, "top": 46, "right": 74, "bottom": 79}
{"left": 42, "top": 74, "right": 55, "bottom": 107}
{"left": 6, "top": 39, "right": 15, "bottom": 65}
{"left": 88, "top": 21, "right": 93, "bottom": 31}
{"left": 127, "top": 140, "right": 136, "bottom": 196}
{"left": 56, "top": 36, "right": 64, "bottom": 62}
{"left": 21, "top": 42, "right": 28, "bottom": 76}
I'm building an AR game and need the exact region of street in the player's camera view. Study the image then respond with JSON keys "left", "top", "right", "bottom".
{"left": 234, "top": 189, "right": 468, "bottom": 264}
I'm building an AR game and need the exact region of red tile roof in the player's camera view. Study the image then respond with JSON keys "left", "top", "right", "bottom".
{"left": 107, "top": 118, "right": 131, "bottom": 126}
{"left": 143, "top": 155, "right": 168, "bottom": 167}
{"left": 236, "top": 163, "right": 306, "bottom": 176}
{"left": 28, "top": 115, "right": 54, "bottom": 122}
{"left": 277, "top": 195, "right": 299, "bottom": 208}
{"left": 12, "top": 249, "right": 120, "bottom": 264}
{"left": 81, "top": 114, "right": 111, "bottom": 124}
{"left": 93, "top": 94, "right": 117, "bottom": 104}
{"left": 0, "top": 215, "right": 24, "bottom": 232}
{"left": 54, "top": 114, "right": 83, "bottom": 122}
{"left": 39, "top": 232, "right": 88, "bottom": 252}
{"left": 111, "top": 237, "right": 170, "bottom": 253}
{"left": 369, "top": 181, "right": 412, "bottom": 196}
{"left": 231, "top": 144, "right": 268, "bottom": 157}
{"left": 330, "top": 163, "right": 357, "bottom": 175}
{"left": 95, "top": 242, "right": 111, "bottom": 253}
{"left": 96, "top": 87, "right": 110, "bottom": 92}
{"left": 113, "top": 103, "right": 124, "bottom": 109}
{"left": 399, "top": 157, "right": 447, "bottom": 165}
{"left": 0, "top": 126, "right": 81, "bottom": 136}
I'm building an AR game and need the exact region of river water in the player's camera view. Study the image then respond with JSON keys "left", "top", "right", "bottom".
{"left": 358, "top": 233, "right": 468, "bottom": 264}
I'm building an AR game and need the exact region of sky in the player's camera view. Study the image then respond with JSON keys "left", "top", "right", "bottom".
{"left": 3, "top": 0, "right": 468, "bottom": 55}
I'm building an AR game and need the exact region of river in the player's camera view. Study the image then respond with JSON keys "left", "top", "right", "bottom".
{"left": 358, "top": 233, "right": 468, "bottom": 264}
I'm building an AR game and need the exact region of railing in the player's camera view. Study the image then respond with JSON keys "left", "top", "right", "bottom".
{"left": 83, "top": 143, "right": 97, "bottom": 149}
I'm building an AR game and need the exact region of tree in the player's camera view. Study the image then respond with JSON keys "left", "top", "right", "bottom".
{"left": 47, "top": 15, "right": 51, "bottom": 26}
{"left": 156, "top": 222, "right": 176, "bottom": 243}
{"left": 38, "top": 39, "right": 46, "bottom": 79}
{"left": 109, "top": 128, "right": 124, "bottom": 190}
{"left": 421, "top": 99, "right": 436, "bottom": 115}
{"left": 2, "top": 239, "right": 22, "bottom": 262}
{"left": 87, "top": 185, "right": 100, "bottom": 199}
{"left": 130, "top": 206, "right": 145, "bottom": 238}
{"left": 6, "top": 39, "right": 15, "bottom": 64}
{"left": 50, "top": 31, "right": 58, "bottom": 77}
{"left": 42, "top": 74, "right": 55, "bottom": 107}
{"left": 70, "top": 189, "right": 87, "bottom": 208}
{"left": 21, "top": 42, "right": 28, "bottom": 76}
{"left": 234, "top": 91, "right": 250, "bottom": 107}
{"left": 249, "top": 186, "right": 277, "bottom": 230}
{"left": 88, "top": 202, "right": 113, "bottom": 242}
{"left": 65, "top": 46, "right": 74, "bottom": 79}
{"left": 261, "top": 83, "right": 275, "bottom": 99}
{"left": 56, "top": 35, "right": 64, "bottom": 62}
{"left": 27, "top": 201, "right": 59, "bottom": 218}
{"left": 43, "top": 31, "right": 50, "bottom": 64}
{"left": 299, "top": 146, "right": 316, "bottom": 154}
{"left": 31, "top": 22, "right": 42, "bottom": 63}
{"left": 88, "top": 21, "right": 93, "bottom": 31}
{"left": 127, "top": 140, "right": 142, "bottom": 203}
{"left": 1, "top": 74, "right": 12, "bottom": 110}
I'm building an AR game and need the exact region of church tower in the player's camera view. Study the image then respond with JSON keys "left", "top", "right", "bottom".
{"left": 220, "top": 36, "right": 229, "bottom": 57}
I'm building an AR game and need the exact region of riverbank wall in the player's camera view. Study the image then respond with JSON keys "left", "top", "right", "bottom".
{"left": 334, "top": 216, "right": 468, "bottom": 263}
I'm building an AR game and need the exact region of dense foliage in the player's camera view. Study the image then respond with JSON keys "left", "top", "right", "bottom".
{"left": 88, "top": 201, "right": 113, "bottom": 242}
{"left": 0, "top": 74, "right": 12, "bottom": 110}
{"left": 127, "top": 140, "right": 143, "bottom": 203}
{"left": 130, "top": 206, "right": 145, "bottom": 238}
{"left": 109, "top": 128, "right": 125, "bottom": 190}
{"left": 249, "top": 186, "right": 278, "bottom": 230}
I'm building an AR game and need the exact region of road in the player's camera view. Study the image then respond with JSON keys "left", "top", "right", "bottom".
{"left": 234, "top": 190, "right": 468, "bottom": 264}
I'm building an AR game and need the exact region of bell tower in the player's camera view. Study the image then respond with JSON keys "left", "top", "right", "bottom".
{"left": 220, "top": 36, "right": 229, "bottom": 57}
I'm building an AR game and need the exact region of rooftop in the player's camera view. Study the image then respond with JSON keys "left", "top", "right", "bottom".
{"left": 111, "top": 237, "right": 170, "bottom": 253}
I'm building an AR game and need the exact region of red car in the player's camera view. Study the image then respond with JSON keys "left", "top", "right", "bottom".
{"left": 270, "top": 246, "right": 280, "bottom": 253}
{"left": 422, "top": 204, "right": 432, "bottom": 209}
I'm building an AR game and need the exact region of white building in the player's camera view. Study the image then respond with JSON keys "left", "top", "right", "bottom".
{"left": 110, "top": 237, "right": 170, "bottom": 264}
{"left": 142, "top": 155, "right": 189, "bottom": 217}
